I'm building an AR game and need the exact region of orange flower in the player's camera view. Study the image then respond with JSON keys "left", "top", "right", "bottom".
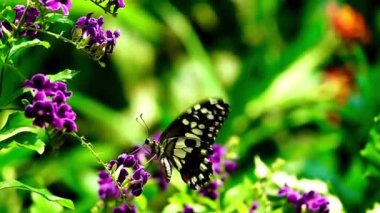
{"left": 322, "top": 67, "right": 355, "bottom": 105}
{"left": 327, "top": 3, "right": 370, "bottom": 43}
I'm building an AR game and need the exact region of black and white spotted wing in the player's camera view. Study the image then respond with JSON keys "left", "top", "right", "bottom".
{"left": 146, "top": 98, "right": 230, "bottom": 190}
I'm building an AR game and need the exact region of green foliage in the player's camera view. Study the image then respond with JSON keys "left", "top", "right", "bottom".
{"left": 0, "top": 180, "right": 74, "bottom": 210}
{"left": 0, "top": 111, "right": 45, "bottom": 154}
{"left": 8, "top": 39, "right": 50, "bottom": 59}
{"left": 46, "top": 69, "right": 79, "bottom": 82}
{"left": 361, "top": 118, "right": 380, "bottom": 177}
{"left": 1, "top": 0, "right": 380, "bottom": 212}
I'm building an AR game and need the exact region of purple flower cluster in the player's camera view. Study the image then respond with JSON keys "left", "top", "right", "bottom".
{"left": 130, "top": 135, "right": 169, "bottom": 191}
{"left": 98, "top": 153, "right": 151, "bottom": 200}
{"left": 133, "top": 145, "right": 168, "bottom": 190}
{"left": 7, "top": 5, "right": 40, "bottom": 37}
{"left": 113, "top": 204, "right": 136, "bottom": 213}
{"left": 199, "top": 180, "right": 222, "bottom": 200}
{"left": 278, "top": 184, "right": 329, "bottom": 213}
{"left": 198, "top": 144, "right": 237, "bottom": 200}
{"left": 181, "top": 205, "right": 195, "bottom": 213}
{"left": 98, "top": 170, "right": 120, "bottom": 200}
{"left": 24, "top": 73, "right": 77, "bottom": 132}
{"left": 210, "top": 144, "right": 237, "bottom": 176}
{"left": 39, "top": 0, "right": 72, "bottom": 15}
{"left": 72, "top": 13, "right": 120, "bottom": 60}
{"left": 152, "top": 169, "right": 169, "bottom": 190}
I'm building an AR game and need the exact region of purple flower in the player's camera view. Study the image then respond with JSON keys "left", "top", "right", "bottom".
{"left": 199, "top": 181, "right": 221, "bottom": 200}
{"left": 12, "top": 5, "right": 40, "bottom": 37}
{"left": 210, "top": 144, "right": 226, "bottom": 174}
{"left": 278, "top": 184, "right": 302, "bottom": 205}
{"left": 113, "top": 204, "right": 136, "bottom": 213}
{"left": 39, "top": 0, "right": 72, "bottom": 15}
{"left": 249, "top": 201, "right": 259, "bottom": 213}
{"left": 72, "top": 13, "right": 121, "bottom": 60}
{"left": 117, "top": 153, "right": 140, "bottom": 169}
{"left": 14, "top": 5, "right": 25, "bottom": 25}
{"left": 181, "top": 205, "right": 194, "bottom": 213}
{"left": 153, "top": 169, "right": 169, "bottom": 190}
{"left": 24, "top": 73, "right": 77, "bottom": 132}
{"left": 278, "top": 184, "right": 330, "bottom": 213}
{"left": 0, "top": 22, "right": 3, "bottom": 38}
{"left": 24, "top": 7, "right": 39, "bottom": 24}
{"left": 130, "top": 144, "right": 168, "bottom": 190}
{"left": 131, "top": 168, "right": 151, "bottom": 196}
{"left": 302, "top": 191, "right": 330, "bottom": 213}
{"left": 98, "top": 153, "right": 150, "bottom": 200}
{"left": 98, "top": 170, "right": 120, "bottom": 200}
{"left": 105, "top": 29, "right": 120, "bottom": 54}
{"left": 24, "top": 73, "right": 52, "bottom": 91}
{"left": 224, "top": 160, "right": 238, "bottom": 174}
{"left": 25, "top": 101, "right": 54, "bottom": 128}
{"left": 210, "top": 144, "right": 237, "bottom": 176}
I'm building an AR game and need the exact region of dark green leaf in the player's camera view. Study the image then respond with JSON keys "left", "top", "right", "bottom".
{"left": 0, "top": 180, "right": 74, "bottom": 210}
{"left": 9, "top": 39, "right": 50, "bottom": 59}
{"left": 45, "top": 14, "right": 74, "bottom": 25}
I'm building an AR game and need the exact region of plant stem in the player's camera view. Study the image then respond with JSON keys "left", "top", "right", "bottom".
{"left": 25, "top": 27, "right": 78, "bottom": 46}
{"left": 77, "top": 135, "right": 127, "bottom": 198}
{"left": 89, "top": 0, "right": 117, "bottom": 17}
{"left": 0, "top": 107, "right": 23, "bottom": 111}
{"left": 0, "top": 53, "right": 10, "bottom": 97}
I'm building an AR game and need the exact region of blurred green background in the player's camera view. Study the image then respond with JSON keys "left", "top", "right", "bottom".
{"left": 1, "top": 0, "right": 380, "bottom": 212}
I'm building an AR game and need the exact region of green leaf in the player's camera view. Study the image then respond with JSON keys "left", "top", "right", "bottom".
{"left": 45, "top": 14, "right": 74, "bottom": 25}
{"left": 134, "top": 194, "right": 147, "bottom": 211}
{"left": 361, "top": 127, "right": 380, "bottom": 175}
{"left": 46, "top": 69, "right": 79, "bottom": 82}
{"left": 0, "top": 112, "right": 45, "bottom": 154}
{"left": 254, "top": 156, "right": 270, "bottom": 178}
{"left": 162, "top": 203, "right": 182, "bottom": 213}
{"left": 30, "top": 192, "right": 63, "bottom": 213}
{"left": 223, "top": 184, "right": 246, "bottom": 212}
{"left": 8, "top": 39, "right": 50, "bottom": 59}
{"left": 0, "top": 180, "right": 74, "bottom": 210}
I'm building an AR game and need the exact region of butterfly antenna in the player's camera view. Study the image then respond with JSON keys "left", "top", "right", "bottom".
{"left": 136, "top": 113, "right": 150, "bottom": 136}
{"left": 129, "top": 146, "right": 144, "bottom": 155}
{"left": 144, "top": 154, "right": 157, "bottom": 170}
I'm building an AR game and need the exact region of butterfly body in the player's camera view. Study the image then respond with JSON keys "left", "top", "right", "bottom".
{"left": 145, "top": 98, "right": 229, "bottom": 189}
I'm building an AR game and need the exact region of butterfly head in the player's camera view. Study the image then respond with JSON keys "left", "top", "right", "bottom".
{"left": 144, "top": 137, "right": 162, "bottom": 156}
{"left": 144, "top": 138, "right": 154, "bottom": 146}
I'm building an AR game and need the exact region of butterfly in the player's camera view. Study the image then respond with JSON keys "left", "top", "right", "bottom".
{"left": 144, "top": 98, "right": 230, "bottom": 190}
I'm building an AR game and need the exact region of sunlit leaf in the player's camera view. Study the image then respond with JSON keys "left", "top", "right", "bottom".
{"left": 46, "top": 69, "right": 79, "bottom": 82}
{"left": 30, "top": 192, "right": 63, "bottom": 213}
{"left": 223, "top": 184, "right": 246, "bottom": 212}
{"left": 0, "top": 180, "right": 74, "bottom": 210}
{"left": 0, "top": 112, "right": 45, "bottom": 154}
{"left": 254, "top": 156, "right": 270, "bottom": 179}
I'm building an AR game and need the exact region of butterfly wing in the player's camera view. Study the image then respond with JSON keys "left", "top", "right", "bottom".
{"left": 162, "top": 137, "right": 213, "bottom": 189}
{"left": 159, "top": 98, "right": 230, "bottom": 142}
{"left": 158, "top": 98, "right": 230, "bottom": 189}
